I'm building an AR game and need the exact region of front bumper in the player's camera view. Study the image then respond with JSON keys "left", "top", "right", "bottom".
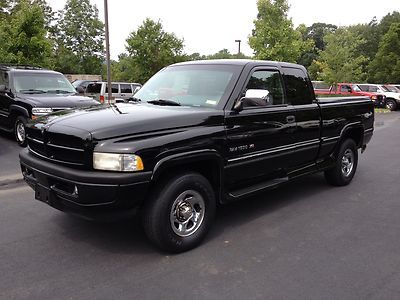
{"left": 20, "top": 149, "right": 151, "bottom": 220}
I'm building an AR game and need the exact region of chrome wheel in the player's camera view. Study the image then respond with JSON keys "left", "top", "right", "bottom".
{"left": 170, "top": 190, "right": 205, "bottom": 237}
{"left": 16, "top": 120, "right": 26, "bottom": 143}
{"left": 341, "top": 149, "right": 354, "bottom": 177}
{"left": 386, "top": 100, "right": 396, "bottom": 111}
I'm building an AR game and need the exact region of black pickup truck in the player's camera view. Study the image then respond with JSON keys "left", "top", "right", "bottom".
{"left": 20, "top": 60, "right": 374, "bottom": 252}
{"left": 0, "top": 65, "right": 99, "bottom": 145}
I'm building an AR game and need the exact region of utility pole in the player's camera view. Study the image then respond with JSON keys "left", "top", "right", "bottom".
{"left": 104, "top": 0, "right": 112, "bottom": 104}
{"left": 235, "top": 39, "right": 241, "bottom": 55}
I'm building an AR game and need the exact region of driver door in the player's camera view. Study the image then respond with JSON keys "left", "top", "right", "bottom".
{"left": 224, "top": 68, "right": 297, "bottom": 189}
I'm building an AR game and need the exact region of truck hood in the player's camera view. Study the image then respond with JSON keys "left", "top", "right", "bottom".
{"left": 17, "top": 93, "right": 99, "bottom": 108}
{"left": 33, "top": 103, "right": 224, "bottom": 140}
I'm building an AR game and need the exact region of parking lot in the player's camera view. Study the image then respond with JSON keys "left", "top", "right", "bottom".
{"left": 0, "top": 111, "right": 400, "bottom": 299}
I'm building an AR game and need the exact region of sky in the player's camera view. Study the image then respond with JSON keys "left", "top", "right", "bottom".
{"left": 47, "top": 0, "right": 399, "bottom": 60}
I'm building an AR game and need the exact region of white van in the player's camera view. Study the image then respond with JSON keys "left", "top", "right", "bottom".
{"left": 85, "top": 82, "right": 142, "bottom": 103}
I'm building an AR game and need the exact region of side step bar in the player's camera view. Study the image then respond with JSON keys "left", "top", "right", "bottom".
{"left": 228, "top": 177, "right": 289, "bottom": 199}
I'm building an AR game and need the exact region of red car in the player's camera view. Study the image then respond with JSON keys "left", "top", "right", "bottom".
{"left": 312, "top": 82, "right": 386, "bottom": 107}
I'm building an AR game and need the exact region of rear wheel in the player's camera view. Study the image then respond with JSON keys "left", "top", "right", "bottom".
{"left": 385, "top": 99, "right": 397, "bottom": 111}
{"left": 324, "top": 139, "right": 358, "bottom": 186}
{"left": 14, "top": 116, "right": 27, "bottom": 146}
{"left": 143, "top": 172, "right": 216, "bottom": 253}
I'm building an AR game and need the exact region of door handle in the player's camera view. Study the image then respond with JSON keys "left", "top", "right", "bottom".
{"left": 286, "top": 115, "right": 296, "bottom": 123}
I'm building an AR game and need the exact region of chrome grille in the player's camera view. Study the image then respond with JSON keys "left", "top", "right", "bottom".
{"left": 27, "top": 128, "right": 88, "bottom": 167}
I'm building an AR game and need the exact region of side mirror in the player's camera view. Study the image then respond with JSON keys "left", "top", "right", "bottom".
{"left": 233, "top": 89, "right": 271, "bottom": 112}
{"left": 76, "top": 86, "right": 85, "bottom": 94}
{"left": 233, "top": 98, "right": 244, "bottom": 111}
{"left": 0, "top": 84, "right": 6, "bottom": 93}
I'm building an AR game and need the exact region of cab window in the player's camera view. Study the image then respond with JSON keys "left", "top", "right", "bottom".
{"left": 243, "top": 70, "right": 285, "bottom": 107}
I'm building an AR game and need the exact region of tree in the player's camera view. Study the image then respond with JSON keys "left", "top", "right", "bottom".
{"left": 0, "top": 0, "right": 52, "bottom": 66}
{"left": 54, "top": 0, "right": 104, "bottom": 74}
{"left": 249, "top": 0, "right": 305, "bottom": 62}
{"left": 317, "top": 27, "right": 368, "bottom": 85}
{"left": 369, "top": 23, "right": 400, "bottom": 83}
{"left": 379, "top": 11, "right": 400, "bottom": 36}
{"left": 126, "top": 18, "right": 184, "bottom": 83}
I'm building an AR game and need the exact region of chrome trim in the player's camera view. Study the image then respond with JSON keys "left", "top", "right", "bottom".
{"left": 47, "top": 143, "right": 84, "bottom": 152}
{"left": 28, "top": 147, "right": 84, "bottom": 166}
{"left": 322, "top": 136, "right": 340, "bottom": 142}
{"left": 228, "top": 139, "right": 320, "bottom": 163}
{"left": 27, "top": 137, "right": 44, "bottom": 144}
{"left": 365, "top": 128, "right": 373, "bottom": 133}
{"left": 319, "top": 100, "right": 369, "bottom": 106}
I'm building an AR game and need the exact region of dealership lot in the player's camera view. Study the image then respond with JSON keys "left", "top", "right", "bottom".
{"left": 0, "top": 112, "right": 400, "bottom": 299}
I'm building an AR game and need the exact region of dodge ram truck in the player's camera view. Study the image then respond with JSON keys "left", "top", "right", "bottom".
{"left": 20, "top": 60, "right": 374, "bottom": 252}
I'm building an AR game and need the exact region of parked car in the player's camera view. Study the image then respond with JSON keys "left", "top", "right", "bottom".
{"left": 0, "top": 64, "right": 100, "bottom": 145}
{"left": 311, "top": 81, "right": 331, "bottom": 94}
{"left": 20, "top": 59, "right": 374, "bottom": 252}
{"left": 313, "top": 82, "right": 386, "bottom": 107}
{"left": 358, "top": 84, "right": 400, "bottom": 111}
{"left": 85, "top": 81, "right": 142, "bottom": 103}
{"left": 72, "top": 79, "right": 97, "bottom": 94}
{"left": 384, "top": 84, "right": 400, "bottom": 93}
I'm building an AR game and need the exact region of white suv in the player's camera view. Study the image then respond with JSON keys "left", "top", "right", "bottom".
{"left": 358, "top": 84, "right": 400, "bottom": 111}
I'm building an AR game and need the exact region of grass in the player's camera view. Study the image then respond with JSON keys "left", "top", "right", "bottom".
{"left": 375, "top": 108, "right": 391, "bottom": 113}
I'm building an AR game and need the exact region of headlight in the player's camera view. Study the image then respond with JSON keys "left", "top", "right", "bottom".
{"left": 93, "top": 152, "right": 144, "bottom": 172}
{"left": 32, "top": 107, "right": 53, "bottom": 116}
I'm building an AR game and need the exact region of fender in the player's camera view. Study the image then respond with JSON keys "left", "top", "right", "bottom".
{"left": 331, "top": 121, "right": 364, "bottom": 158}
{"left": 151, "top": 149, "right": 225, "bottom": 202}
{"left": 9, "top": 105, "right": 29, "bottom": 118}
{"left": 152, "top": 149, "right": 224, "bottom": 181}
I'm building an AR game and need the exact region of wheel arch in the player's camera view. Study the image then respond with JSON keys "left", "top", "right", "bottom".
{"left": 151, "top": 149, "right": 225, "bottom": 204}
{"left": 9, "top": 105, "right": 29, "bottom": 119}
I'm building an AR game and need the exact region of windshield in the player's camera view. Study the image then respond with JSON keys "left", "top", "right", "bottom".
{"left": 386, "top": 85, "right": 400, "bottom": 93}
{"left": 72, "top": 80, "right": 84, "bottom": 88}
{"left": 380, "top": 85, "right": 390, "bottom": 92}
{"left": 134, "top": 65, "right": 240, "bottom": 108}
{"left": 14, "top": 73, "right": 76, "bottom": 94}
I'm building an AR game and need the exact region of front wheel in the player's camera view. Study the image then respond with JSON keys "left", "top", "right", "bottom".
{"left": 324, "top": 139, "right": 358, "bottom": 186}
{"left": 14, "top": 116, "right": 27, "bottom": 147}
{"left": 143, "top": 172, "right": 216, "bottom": 253}
{"left": 385, "top": 99, "right": 397, "bottom": 111}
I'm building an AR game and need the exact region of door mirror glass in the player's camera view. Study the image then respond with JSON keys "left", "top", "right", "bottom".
{"left": 244, "top": 88, "right": 270, "bottom": 99}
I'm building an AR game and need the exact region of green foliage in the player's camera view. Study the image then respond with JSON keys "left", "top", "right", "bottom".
{"left": 54, "top": 0, "right": 104, "bottom": 74}
{"left": 249, "top": 0, "right": 305, "bottom": 62}
{"left": 368, "top": 23, "right": 400, "bottom": 83}
{"left": 126, "top": 18, "right": 185, "bottom": 83}
{"left": 317, "top": 28, "right": 368, "bottom": 85}
{"left": 0, "top": 0, "right": 52, "bottom": 66}
{"left": 379, "top": 11, "right": 400, "bottom": 36}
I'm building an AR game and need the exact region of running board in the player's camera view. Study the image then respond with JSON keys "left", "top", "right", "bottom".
{"left": 228, "top": 177, "right": 289, "bottom": 199}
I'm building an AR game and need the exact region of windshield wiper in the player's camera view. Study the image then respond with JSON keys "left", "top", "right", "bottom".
{"left": 147, "top": 99, "right": 181, "bottom": 106}
{"left": 46, "top": 89, "right": 74, "bottom": 94}
{"left": 19, "top": 89, "right": 46, "bottom": 94}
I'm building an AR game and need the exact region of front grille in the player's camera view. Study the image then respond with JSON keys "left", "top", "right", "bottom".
{"left": 27, "top": 128, "right": 89, "bottom": 168}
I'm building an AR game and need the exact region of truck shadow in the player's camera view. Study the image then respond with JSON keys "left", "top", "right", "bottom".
{"left": 53, "top": 173, "right": 329, "bottom": 255}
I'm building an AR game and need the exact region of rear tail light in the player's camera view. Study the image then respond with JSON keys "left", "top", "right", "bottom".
{"left": 100, "top": 95, "right": 105, "bottom": 103}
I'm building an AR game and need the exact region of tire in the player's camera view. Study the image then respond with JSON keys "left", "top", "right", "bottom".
{"left": 324, "top": 139, "right": 358, "bottom": 186}
{"left": 143, "top": 172, "right": 216, "bottom": 253}
{"left": 385, "top": 99, "right": 397, "bottom": 111}
{"left": 14, "top": 116, "right": 27, "bottom": 147}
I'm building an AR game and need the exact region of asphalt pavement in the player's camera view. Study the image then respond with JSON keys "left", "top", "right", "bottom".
{"left": 0, "top": 112, "right": 400, "bottom": 299}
